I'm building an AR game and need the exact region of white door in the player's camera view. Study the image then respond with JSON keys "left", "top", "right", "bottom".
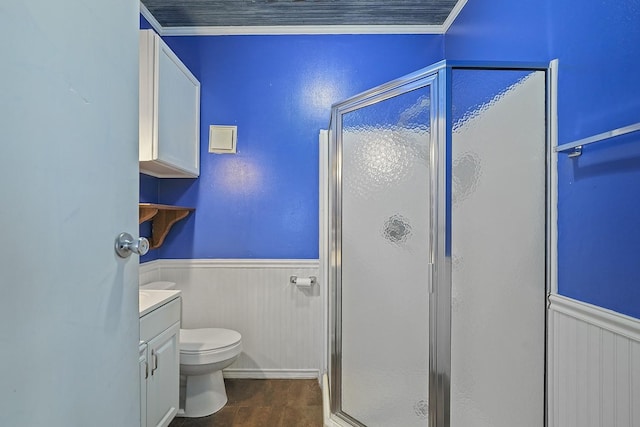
{"left": 0, "top": 1, "right": 141, "bottom": 426}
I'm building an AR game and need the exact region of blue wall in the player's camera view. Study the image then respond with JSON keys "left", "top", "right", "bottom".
{"left": 139, "top": 173, "right": 159, "bottom": 262}
{"left": 149, "top": 34, "right": 444, "bottom": 259}
{"left": 446, "top": 0, "right": 640, "bottom": 318}
{"left": 140, "top": 1, "right": 640, "bottom": 317}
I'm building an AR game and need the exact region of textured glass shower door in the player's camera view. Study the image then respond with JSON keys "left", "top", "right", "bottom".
{"left": 450, "top": 68, "right": 546, "bottom": 427}
{"left": 328, "top": 64, "right": 547, "bottom": 427}
{"left": 331, "top": 72, "right": 437, "bottom": 426}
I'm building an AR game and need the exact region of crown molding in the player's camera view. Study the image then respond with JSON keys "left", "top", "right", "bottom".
{"left": 161, "top": 24, "right": 445, "bottom": 36}
{"left": 441, "top": 0, "right": 468, "bottom": 33}
{"left": 139, "top": 1, "right": 163, "bottom": 34}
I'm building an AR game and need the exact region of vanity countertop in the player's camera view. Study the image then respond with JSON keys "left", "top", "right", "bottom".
{"left": 139, "top": 289, "right": 181, "bottom": 318}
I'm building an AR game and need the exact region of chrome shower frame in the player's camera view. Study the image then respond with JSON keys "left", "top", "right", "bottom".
{"left": 328, "top": 60, "right": 448, "bottom": 427}
{"left": 327, "top": 60, "right": 553, "bottom": 427}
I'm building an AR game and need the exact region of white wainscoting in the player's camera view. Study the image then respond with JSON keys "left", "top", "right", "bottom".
{"left": 548, "top": 294, "right": 640, "bottom": 427}
{"left": 139, "top": 259, "right": 161, "bottom": 284}
{"left": 139, "top": 259, "right": 322, "bottom": 379}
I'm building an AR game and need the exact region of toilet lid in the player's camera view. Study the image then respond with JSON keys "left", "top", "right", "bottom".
{"left": 180, "top": 328, "right": 242, "bottom": 353}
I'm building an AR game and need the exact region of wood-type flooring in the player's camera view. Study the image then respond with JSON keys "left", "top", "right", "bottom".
{"left": 168, "top": 379, "right": 323, "bottom": 427}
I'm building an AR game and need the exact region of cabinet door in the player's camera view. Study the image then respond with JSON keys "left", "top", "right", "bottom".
{"left": 146, "top": 322, "right": 180, "bottom": 427}
{"left": 156, "top": 40, "right": 200, "bottom": 176}
{"left": 139, "top": 30, "right": 200, "bottom": 178}
{"left": 139, "top": 343, "right": 148, "bottom": 427}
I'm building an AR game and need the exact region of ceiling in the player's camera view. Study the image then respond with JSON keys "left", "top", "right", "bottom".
{"left": 141, "top": 0, "right": 463, "bottom": 30}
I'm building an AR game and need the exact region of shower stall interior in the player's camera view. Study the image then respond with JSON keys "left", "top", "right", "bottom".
{"left": 323, "top": 61, "right": 549, "bottom": 427}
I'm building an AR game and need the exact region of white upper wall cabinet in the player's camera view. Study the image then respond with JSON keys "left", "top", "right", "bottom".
{"left": 139, "top": 29, "right": 200, "bottom": 178}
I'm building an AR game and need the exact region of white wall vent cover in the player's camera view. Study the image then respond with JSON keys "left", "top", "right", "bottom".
{"left": 209, "top": 125, "right": 237, "bottom": 153}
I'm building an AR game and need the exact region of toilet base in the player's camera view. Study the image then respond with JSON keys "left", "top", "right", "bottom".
{"left": 179, "top": 370, "right": 228, "bottom": 418}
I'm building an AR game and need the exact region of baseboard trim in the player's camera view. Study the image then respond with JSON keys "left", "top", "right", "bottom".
{"left": 223, "top": 369, "right": 319, "bottom": 379}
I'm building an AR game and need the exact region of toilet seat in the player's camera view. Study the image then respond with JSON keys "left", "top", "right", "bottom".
{"left": 179, "top": 328, "right": 242, "bottom": 366}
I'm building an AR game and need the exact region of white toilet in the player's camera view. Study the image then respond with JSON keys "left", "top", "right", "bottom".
{"left": 142, "top": 282, "right": 242, "bottom": 418}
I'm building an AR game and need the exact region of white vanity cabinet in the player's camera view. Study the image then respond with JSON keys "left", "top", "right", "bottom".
{"left": 139, "top": 342, "right": 148, "bottom": 427}
{"left": 139, "top": 29, "right": 200, "bottom": 178}
{"left": 140, "top": 293, "right": 181, "bottom": 427}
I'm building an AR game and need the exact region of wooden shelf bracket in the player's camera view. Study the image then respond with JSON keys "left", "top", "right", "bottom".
{"left": 139, "top": 203, "right": 194, "bottom": 249}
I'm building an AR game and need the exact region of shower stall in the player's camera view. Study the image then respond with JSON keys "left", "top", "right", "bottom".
{"left": 322, "top": 61, "right": 550, "bottom": 427}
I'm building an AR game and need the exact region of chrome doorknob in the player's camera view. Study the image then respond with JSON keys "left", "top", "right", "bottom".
{"left": 115, "top": 232, "right": 150, "bottom": 258}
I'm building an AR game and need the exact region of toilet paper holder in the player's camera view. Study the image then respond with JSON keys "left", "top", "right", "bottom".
{"left": 290, "top": 276, "right": 317, "bottom": 287}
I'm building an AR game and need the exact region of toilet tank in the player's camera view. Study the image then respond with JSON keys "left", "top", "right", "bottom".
{"left": 141, "top": 281, "right": 177, "bottom": 290}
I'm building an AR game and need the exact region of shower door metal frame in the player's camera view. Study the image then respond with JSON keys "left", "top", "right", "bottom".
{"left": 328, "top": 60, "right": 450, "bottom": 427}
{"left": 445, "top": 61, "right": 553, "bottom": 427}
{"left": 327, "top": 60, "right": 554, "bottom": 427}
